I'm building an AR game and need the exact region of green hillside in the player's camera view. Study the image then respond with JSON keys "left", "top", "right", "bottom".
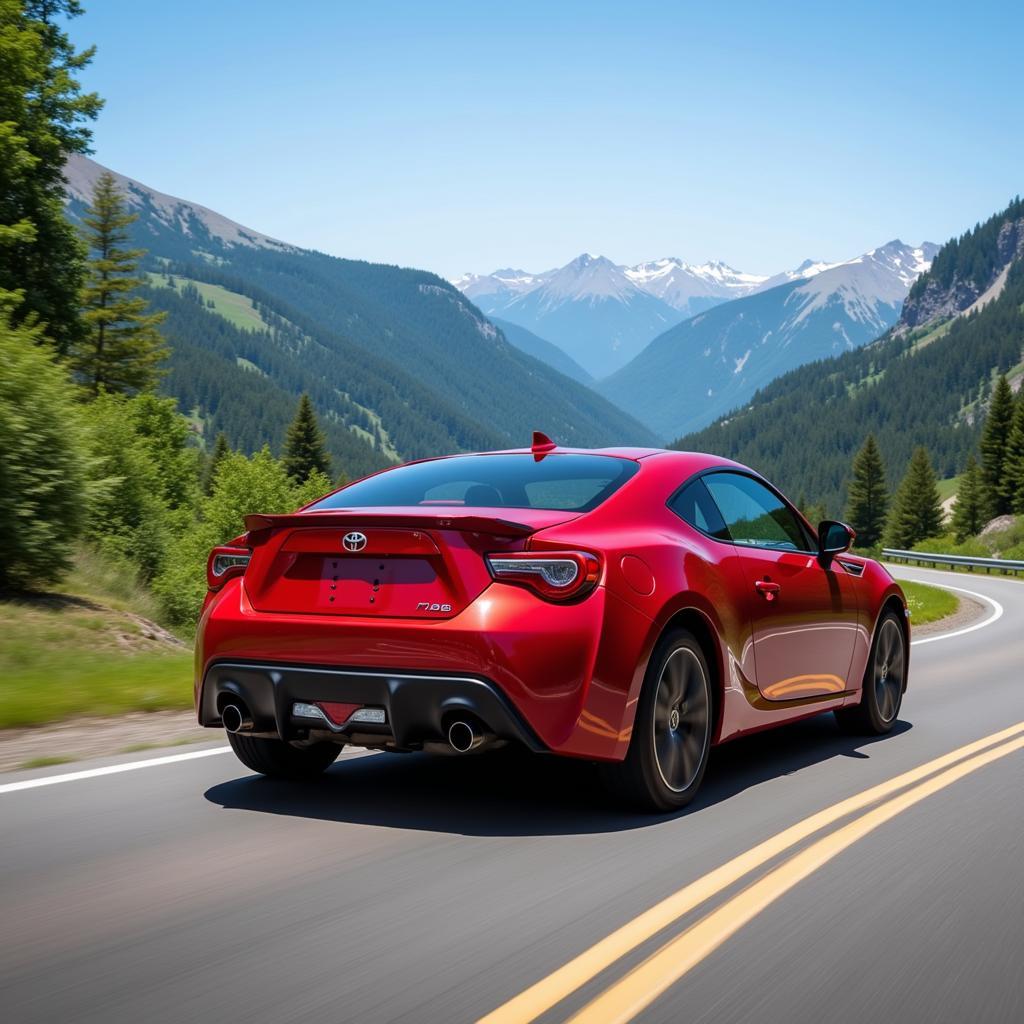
{"left": 144, "top": 276, "right": 496, "bottom": 476}
{"left": 64, "top": 157, "right": 658, "bottom": 474}
{"left": 675, "top": 200, "right": 1024, "bottom": 513}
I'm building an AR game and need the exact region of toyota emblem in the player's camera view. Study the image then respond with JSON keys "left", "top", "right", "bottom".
{"left": 342, "top": 531, "right": 367, "bottom": 552}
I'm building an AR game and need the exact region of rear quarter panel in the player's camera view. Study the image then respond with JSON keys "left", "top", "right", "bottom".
{"left": 528, "top": 456, "right": 753, "bottom": 758}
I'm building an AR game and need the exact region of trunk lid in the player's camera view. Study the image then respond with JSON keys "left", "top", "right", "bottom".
{"left": 242, "top": 507, "right": 580, "bottom": 619}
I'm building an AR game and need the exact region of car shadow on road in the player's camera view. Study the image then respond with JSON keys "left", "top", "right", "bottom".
{"left": 204, "top": 715, "right": 912, "bottom": 837}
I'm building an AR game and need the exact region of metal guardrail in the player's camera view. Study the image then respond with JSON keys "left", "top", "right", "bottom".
{"left": 882, "top": 548, "right": 1024, "bottom": 575}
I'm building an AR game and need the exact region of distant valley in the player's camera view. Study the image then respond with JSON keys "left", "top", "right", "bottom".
{"left": 598, "top": 240, "right": 937, "bottom": 438}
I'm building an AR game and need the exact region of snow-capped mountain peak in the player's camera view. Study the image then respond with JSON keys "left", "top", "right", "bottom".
{"left": 792, "top": 258, "right": 836, "bottom": 278}
{"left": 863, "top": 239, "right": 940, "bottom": 287}
{"left": 788, "top": 241, "right": 940, "bottom": 321}
{"left": 540, "top": 253, "right": 639, "bottom": 302}
{"left": 625, "top": 257, "right": 766, "bottom": 289}
{"left": 620, "top": 257, "right": 766, "bottom": 314}
{"left": 453, "top": 267, "right": 552, "bottom": 303}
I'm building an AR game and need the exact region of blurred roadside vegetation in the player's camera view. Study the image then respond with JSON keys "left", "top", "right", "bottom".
{"left": 0, "top": 2, "right": 340, "bottom": 729}
{"left": 0, "top": 580, "right": 193, "bottom": 728}
{"left": 2, "top": 247, "right": 333, "bottom": 632}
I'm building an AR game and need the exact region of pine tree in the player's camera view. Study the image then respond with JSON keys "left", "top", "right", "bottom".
{"left": 885, "top": 447, "right": 943, "bottom": 549}
{"left": 202, "top": 431, "right": 231, "bottom": 495}
{"left": 1005, "top": 392, "right": 1024, "bottom": 515}
{"left": 0, "top": 0, "right": 102, "bottom": 352}
{"left": 71, "top": 171, "right": 167, "bottom": 395}
{"left": 951, "top": 456, "right": 985, "bottom": 542}
{"left": 283, "top": 394, "right": 331, "bottom": 482}
{"left": 845, "top": 434, "right": 888, "bottom": 548}
{"left": 979, "top": 375, "right": 1015, "bottom": 517}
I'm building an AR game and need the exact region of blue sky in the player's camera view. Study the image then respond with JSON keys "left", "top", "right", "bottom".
{"left": 70, "top": 1, "right": 1023, "bottom": 279}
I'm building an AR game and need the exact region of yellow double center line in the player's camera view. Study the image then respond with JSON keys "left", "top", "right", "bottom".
{"left": 480, "top": 722, "right": 1024, "bottom": 1024}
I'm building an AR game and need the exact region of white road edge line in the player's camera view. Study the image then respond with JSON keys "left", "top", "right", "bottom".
{"left": 0, "top": 743, "right": 375, "bottom": 796}
{"left": 0, "top": 745, "right": 232, "bottom": 795}
{"left": 907, "top": 581, "right": 1003, "bottom": 646}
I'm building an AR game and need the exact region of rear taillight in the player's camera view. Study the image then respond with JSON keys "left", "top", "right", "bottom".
{"left": 207, "top": 546, "right": 251, "bottom": 590}
{"left": 486, "top": 550, "right": 601, "bottom": 601}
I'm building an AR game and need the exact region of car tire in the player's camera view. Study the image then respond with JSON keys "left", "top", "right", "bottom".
{"left": 227, "top": 732, "right": 342, "bottom": 779}
{"left": 835, "top": 608, "right": 906, "bottom": 735}
{"left": 603, "top": 627, "right": 713, "bottom": 813}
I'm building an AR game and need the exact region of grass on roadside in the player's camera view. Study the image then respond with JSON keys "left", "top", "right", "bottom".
{"left": 898, "top": 579, "right": 959, "bottom": 625}
{"left": 0, "top": 651, "right": 193, "bottom": 729}
{"left": 0, "top": 581, "right": 192, "bottom": 730}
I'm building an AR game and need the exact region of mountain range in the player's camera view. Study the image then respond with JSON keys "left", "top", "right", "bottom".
{"left": 62, "top": 155, "right": 658, "bottom": 476}
{"left": 61, "top": 151, "right": 979, "bottom": 504}
{"left": 455, "top": 244, "right": 935, "bottom": 380}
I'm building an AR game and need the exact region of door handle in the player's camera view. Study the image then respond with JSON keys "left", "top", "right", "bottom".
{"left": 755, "top": 580, "right": 781, "bottom": 602}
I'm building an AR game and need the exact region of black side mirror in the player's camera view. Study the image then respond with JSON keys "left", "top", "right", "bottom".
{"left": 817, "top": 519, "right": 855, "bottom": 566}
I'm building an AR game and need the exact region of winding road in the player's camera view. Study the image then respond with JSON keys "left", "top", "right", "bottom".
{"left": 2, "top": 565, "right": 1022, "bottom": 1023}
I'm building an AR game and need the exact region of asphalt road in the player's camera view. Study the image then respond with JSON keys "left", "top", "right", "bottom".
{"left": 1, "top": 565, "right": 1022, "bottom": 1024}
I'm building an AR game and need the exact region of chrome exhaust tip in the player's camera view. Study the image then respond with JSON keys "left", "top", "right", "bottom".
{"left": 447, "top": 719, "right": 485, "bottom": 753}
{"left": 222, "top": 703, "right": 253, "bottom": 734}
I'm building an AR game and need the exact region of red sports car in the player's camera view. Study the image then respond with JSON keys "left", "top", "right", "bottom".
{"left": 195, "top": 434, "right": 908, "bottom": 811}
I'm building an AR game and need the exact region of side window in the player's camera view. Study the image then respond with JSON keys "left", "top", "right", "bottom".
{"left": 702, "top": 472, "right": 812, "bottom": 552}
{"left": 669, "top": 478, "right": 729, "bottom": 541}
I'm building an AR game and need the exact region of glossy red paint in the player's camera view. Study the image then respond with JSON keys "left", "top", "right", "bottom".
{"left": 195, "top": 444, "right": 908, "bottom": 762}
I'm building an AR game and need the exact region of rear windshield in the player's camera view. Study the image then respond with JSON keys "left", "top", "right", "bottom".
{"left": 309, "top": 454, "right": 639, "bottom": 513}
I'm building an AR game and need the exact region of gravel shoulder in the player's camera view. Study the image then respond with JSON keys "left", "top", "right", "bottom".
{"left": 0, "top": 710, "right": 211, "bottom": 772}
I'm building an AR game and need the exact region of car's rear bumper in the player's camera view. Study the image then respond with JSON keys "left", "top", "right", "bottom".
{"left": 198, "top": 660, "right": 546, "bottom": 751}
{"left": 195, "top": 577, "right": 654, "bottom": 760}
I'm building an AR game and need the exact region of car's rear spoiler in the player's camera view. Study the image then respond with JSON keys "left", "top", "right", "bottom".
{"left": 243, "top": 511, "right": 536, "bottom": 538}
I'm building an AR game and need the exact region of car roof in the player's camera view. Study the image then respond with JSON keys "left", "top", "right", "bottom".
{"left": 367, "top": 446, "right": 753, "bottom": 475}
{"left": 474, "top": 445, "right": 751, "bottom": 474}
